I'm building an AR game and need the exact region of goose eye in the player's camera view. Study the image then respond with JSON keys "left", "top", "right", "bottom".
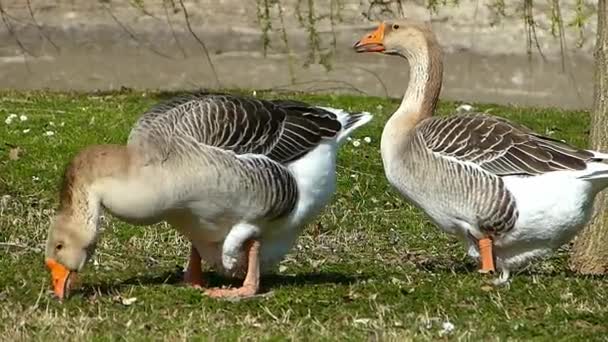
{"left": 56, "top": 243, "right": 63, "bottom": 251}
{"left": 392, "top": 24, "right": 400, "bottom": 30}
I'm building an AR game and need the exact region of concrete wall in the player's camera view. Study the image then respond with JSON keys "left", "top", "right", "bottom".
{"left": 0, "top": 0, "right": 599, "bottom": 109}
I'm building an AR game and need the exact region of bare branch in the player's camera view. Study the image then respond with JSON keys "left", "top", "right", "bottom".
{"left": 523, "top": 0, "right": 547, "bottom": 62}
{"left": 276, "top": 0, "right": 296, "bottom": 84}
{"left": 26, "top": 0, "right": 59, "bottom": 52}
{"left": 177, "top": 0, "right": 221, "bottom": 87}
{"left": 0, "top": 0, "right": 33, "bottom": 72}
{"left": 102, "top": 2, "right": 176, "bottom": 60}
{"left": 128, "top": 0, "right": 163, "bottom": 21}
{"left": 162, "top": 0, "right": 187, "bottom": 58}
{"left": 335, "top": 65, "right": 389, "bottom": 97}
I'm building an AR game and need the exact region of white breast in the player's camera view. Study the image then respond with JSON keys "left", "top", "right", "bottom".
{"left": 258, "top": 141, "right": 338, "bottom": 269}
{"left": 494, "top": 170, "right": 596, "bottom": 269}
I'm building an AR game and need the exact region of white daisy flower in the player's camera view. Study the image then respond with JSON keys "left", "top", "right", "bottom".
{"left": 5, "top": 114, "right": 17, "bottom": 124}
{"left": 364, "top": 137, "right": 372, "bottom": 143}
{"left": 440, "top": 321, "right": 455, "bottom": 335}
{"left": 352, "top": 140, "right": 361, "bottom": 147}
{"left": 22, "top": 128, "right": 30, "bottom": 133}
{"left": 456, "top": 104, "right": 474, "bottom": 113}
{"left": 19, "top": 115, "right": 27, "bottom": 121}
{"left": 44, "top": 131, "right": 55, "bottom": 136}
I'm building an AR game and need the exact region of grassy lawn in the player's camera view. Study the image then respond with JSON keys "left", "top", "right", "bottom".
{"left": 1, "top": 90, "right": 607, "bottom": 340}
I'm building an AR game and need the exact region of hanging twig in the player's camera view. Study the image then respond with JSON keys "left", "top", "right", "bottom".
{"left": 26, "top": 0, "right": 59, "bottom": 52}
{"left": 177, "top": 0, "right": 221, "bottom": 88}
{"left": 162, "top": 0, "right": 187, "bottom": 58}
{"left": 102, "top": 2, "right": 176, "bottom": 60}
{"left": 523, "top": 0, "right": 547, "bottom": 62}
{"left": 0, "top": 0, "right": 32, "bottom": 72}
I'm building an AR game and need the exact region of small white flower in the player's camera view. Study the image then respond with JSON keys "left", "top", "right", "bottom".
{"left": 440, "top": 321, "right": 455, "bottom": 335}
{"left": 456, "top": 104, "right": 474, "bottom": 113}
{"left": 44, "top": 131, "right": 55, "bottom": 136}
{"left": 363, "top": 137, "right": 372, "bottom": 143}
{"left": 49, "top": 121, "right": 55, "bottom": 126}
{"left": 5, "top": 114, "right": 17, "bottom": 124}
{"left": 19, "top": 115, "right": 27, "bottom": 121}
{"left": 350, "top": 174, "right": 357, "bottom": 178}
{"left": 352, "top": 140, "right": 361, "bottom": 147}
{"left": 376, "top": 104, "right": 383, "bottom": 110}
{"left": 346, "top": 137, "right": 352, "bottom": 141}
{"left": 60, "top": 122, "right": 65, "bottom": 127}
{"left": 32, "top": 176, "right": 40, "bottom": 181}
{"left": 252, "top": 90, "right": 257, "bottom": 97}
{"left": 22, "top": 129, "right": 30, "bottom": 133}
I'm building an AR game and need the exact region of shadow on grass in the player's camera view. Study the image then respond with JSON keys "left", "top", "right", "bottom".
{"left": 79, "top": 267, "right": 368, "bottom": 297}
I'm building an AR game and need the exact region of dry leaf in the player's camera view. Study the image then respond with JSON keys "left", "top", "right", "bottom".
{"left": 8, "top": 147, "right": 23, "bottom": 160}
{"left": 480, "top": 285, "right": 493, "bottom": 292}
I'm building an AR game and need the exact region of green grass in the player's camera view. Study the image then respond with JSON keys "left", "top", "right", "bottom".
{"left": 0, "top": 90, "right": 606, "bottom": 340}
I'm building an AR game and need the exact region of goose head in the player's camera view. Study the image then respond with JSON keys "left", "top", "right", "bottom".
{"left": 353, "top": 20, "right": 439, "bottom": 60}
{"left": 44, "top": 145, "right": 127, "bottom": 299}
{"left": 45, "top": 209, "right": 98, "bottom": 299}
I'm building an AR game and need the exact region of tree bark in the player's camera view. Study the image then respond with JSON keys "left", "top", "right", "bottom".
{"left": 570, "top": 0, "right": 608, "bottom": 274}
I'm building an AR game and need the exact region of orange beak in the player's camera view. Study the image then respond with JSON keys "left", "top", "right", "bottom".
{"left": 45, "top": 258, "right": 76, "bottom": 299}
{"left": 353, "top": 22, "right": 386, "bottom": 53}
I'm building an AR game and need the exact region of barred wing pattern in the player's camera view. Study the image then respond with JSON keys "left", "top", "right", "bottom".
{"left": 128, "top": 93, "right": 342, "bottom": 164}
{"left": 126, "top": 93, "right": 346, "bottom": 221}
{"left": 406, "top": 113, "right": 595, "bottom": 235}
{"left": 417, "top": 114, "right": 594, "bottom": 176}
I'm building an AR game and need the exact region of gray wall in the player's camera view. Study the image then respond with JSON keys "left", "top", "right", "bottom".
{"left": 0, "top": 0, "right": 598, "bottom": 109}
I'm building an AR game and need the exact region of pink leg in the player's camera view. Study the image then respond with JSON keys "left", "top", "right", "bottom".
{"left": 183, "top": 244, "right": 206, "bottom": 288}
{"left": 205, "top": 239, "right": 260, "bottom": 298}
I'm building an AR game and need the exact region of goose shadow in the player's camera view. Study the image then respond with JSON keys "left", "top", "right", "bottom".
{"left": 412, "top": 254, "right": 608, "bottom": 282}
{"left": 78, "top": 267, "right": 368, "bottom": 297}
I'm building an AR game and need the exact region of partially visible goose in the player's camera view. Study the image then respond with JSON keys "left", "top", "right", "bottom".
{"left": 44, "top": 92, "right": 372, "bottom": 299}
{"left": 354, "top": 21, "right": 608, "bottom": 284}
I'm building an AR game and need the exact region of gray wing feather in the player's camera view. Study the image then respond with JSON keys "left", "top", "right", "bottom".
{"left": 128, "top": 93, "right": 343, "bottom": 164}
{"left": 418, "top": 114, "right": 594, "bottom": 176}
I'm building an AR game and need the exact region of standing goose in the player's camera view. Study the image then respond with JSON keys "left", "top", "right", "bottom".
{"left": 354, "top": 21, "right": 608, "bottom": 284}
{"left": 44, "top": 92, "right": 372, "bottom": 299}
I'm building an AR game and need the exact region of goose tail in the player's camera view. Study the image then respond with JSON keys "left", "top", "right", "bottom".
{"left": 317, "top": 106, "right": 373, "bottom": 144}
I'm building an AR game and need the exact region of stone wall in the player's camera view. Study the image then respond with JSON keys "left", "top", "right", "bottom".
{"left": 0, "top": 0, "right": 599, "bottom": 109}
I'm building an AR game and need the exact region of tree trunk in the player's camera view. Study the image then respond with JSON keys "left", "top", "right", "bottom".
{"left": 570, "top": 0, "right": 608, "bottom": 274}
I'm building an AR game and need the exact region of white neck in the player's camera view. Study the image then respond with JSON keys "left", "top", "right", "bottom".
{"left": 381, "top": 44, "right": 441, "bottom": 164}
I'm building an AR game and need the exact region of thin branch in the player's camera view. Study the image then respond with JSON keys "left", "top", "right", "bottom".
{"left": 334, "top": 65, "right": 389, "bottom": 97}
{"left": 0, "top": 0, "right": 32, "bottom": 71}
{"left": 26, "top": 0, "right": 59, "bottom": 52}
{"left": 523, "top": 0, "right": 547, "bottom": 62}
{"left": 162, "top": 0, "right": 186, "bottom": 58}
{"left": 102, "top": 2, "right": 176, "bottom": 60}
{"left": 551, "top": 0, "right": 567, "bottom": 72}
{"left": 259, "top": 79, "right": 369, "bottom": 95}
{"left": 177, "top": 0, "right": 221, "bottom": 87}
{"left": 551, "top": 0, "right": 584, "bottom": 106}
{"left": 276, "top": 0, "right": 296, "bottom": 84}
{"left": 128, "top": 0, "right": 163, "bottom": 21}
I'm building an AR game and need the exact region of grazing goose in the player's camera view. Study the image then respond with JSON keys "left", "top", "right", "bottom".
{"left": 44, "top": 92, "right": 372, "bottom": 299}
{"left": 354, "top": 21, "right": 608, "bottom": 284}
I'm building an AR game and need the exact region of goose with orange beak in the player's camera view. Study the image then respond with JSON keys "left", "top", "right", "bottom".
{"left": 353, "top": 20, "right": 608, "bottom": 285}
{"left": 44, "top": 93, "right": 372, "bottom": 300}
